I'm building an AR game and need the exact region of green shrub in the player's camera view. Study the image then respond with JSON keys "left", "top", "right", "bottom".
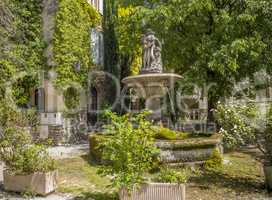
{"left": 98, "top": 110, "right": 160, "bottom": 191}
{"left": 0, "top": 127, "right": 56, "bottom": 175}
{"left": 155, "top": 167, "right": 190, "bottom": 184}
{"left": 204, "top": 149, "right": 223, "bottom": 171}
{"left": 215, "top": 102, "right": 257, "bottom": 149}
{"left": 89, "top": 133, "right": 111, "bottom": 162}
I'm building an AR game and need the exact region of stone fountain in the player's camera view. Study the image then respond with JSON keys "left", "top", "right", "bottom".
{"left": 122, "top": 30, "right": 182, "bottom": 121}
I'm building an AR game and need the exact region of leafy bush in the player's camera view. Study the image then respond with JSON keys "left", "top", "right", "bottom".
{"left": 155, "top": 167, "right": 190, "bottom": 184}
{"left": 204, "top": 149, "right": 223, "bottom": 171}
{"left": 98, "top": 110, "right": 160, "bottom": 191}
{"left": 0, "top": 127, "right": 56, "bottom": 175}
{"left": 215, "top": 102, "right": 257, "bottom": 149}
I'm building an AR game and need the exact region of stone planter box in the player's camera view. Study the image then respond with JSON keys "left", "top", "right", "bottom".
{"left": 3, "top": 170, "right": 58, "bottom": 196}
{"left": 264, "top": 166, "right": 272, "bottom": 191}
{"left": 119, "top": 183, "right": 185, "bottom": 200}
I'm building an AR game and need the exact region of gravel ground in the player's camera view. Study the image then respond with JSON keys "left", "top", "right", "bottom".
{"left": 48, "top": 144, "right": 89, "bottom": 159}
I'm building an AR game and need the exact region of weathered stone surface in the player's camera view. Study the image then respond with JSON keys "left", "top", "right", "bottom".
{"left": 159, "top": 148, "right": 215, "bottom": 163}
{"left": 156, "top": 136, "right": 222, "bottom": 164}
{"left": 4, "top": 170, "right": 58, "bottom": 196}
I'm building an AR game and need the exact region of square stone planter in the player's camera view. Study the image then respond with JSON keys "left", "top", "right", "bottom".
{"left": 119, "top": 183, "right": 186, "bottom": 200}
{"left": 3, "top": 170, "right": 58, "bottom": 196}
{"left": 264, "top": 166, "right": 272, "bottom": 191}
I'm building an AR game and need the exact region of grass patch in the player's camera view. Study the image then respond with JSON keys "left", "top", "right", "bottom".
{"left": 56, "top": 155, "right": 115, "bottom": 197}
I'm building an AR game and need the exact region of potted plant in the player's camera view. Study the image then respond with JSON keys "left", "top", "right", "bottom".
{"left": 0, "top": 127, "right": 57, "bottom": 196}
{"left": 99, "top": 110, "right": 187, "bottom": 200}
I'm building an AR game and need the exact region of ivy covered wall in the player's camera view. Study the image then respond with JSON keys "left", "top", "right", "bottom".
{"left": 53, "top": 0, "right": 100, "bottom": 90}
{"left": 0, "top": 0, "right": 44, "bottom": 106}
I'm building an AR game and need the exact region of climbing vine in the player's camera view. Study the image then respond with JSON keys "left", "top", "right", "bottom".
{"left": 53, "top": 0, "right": 100, "bottom": 90}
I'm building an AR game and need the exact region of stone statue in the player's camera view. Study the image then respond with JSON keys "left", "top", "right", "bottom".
{"left": 141, "top": 30, "right": 163, "bottom": 74}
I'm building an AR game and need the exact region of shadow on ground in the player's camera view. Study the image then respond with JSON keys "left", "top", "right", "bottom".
{"left": 191, "top": 169, "right": 265, "bottom": 193}
{"left": 81, "top": 154, "right": 102, "bottom": 167}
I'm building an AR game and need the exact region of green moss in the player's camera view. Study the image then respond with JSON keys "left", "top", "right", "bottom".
{"left": 156, "top": 135, "right": 222, "bottom": 150}
{"left": 153, "top": 126, "right": 189, "bottom": 140}
{"left": 154, "top": 127, "right": 177, "bottom": 140}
